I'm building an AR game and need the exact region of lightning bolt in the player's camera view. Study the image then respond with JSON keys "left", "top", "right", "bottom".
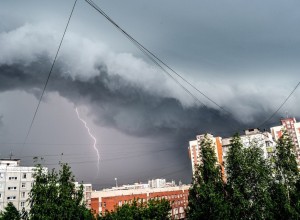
{"left": 75, "top": 107, "right": 100, "bottom": 175}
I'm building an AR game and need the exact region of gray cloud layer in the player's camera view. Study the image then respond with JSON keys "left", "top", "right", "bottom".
{"left": 1, "top": 23, "right": 299, "bottom": 138}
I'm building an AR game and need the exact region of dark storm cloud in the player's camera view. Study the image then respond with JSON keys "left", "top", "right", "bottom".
{"left": 0, "top": 23, "right": 298, "bottom": 143}
{"left": 0, "top": 59, "right": 244, "bottom": 140}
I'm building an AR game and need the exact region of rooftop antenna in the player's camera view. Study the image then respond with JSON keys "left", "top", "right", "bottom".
{"left": 9, "top": 152, "right": 14, "bottom": 160}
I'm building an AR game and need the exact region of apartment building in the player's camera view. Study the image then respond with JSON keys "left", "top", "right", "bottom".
{"left": 188, "top": 134, "right": 224, "bottom": 175}
{"left": 222, "top": 128, "right": 275, "bottom": 166}
{"left": 0, "top": 159, "right": 45, "bottom": 212}
{"left": 74, "top": 182, "right": 92, "bottom": 208}
{"left": 271, "top": 117, "right": 300, "bottom": 168}
{"left": 91, "top": 180, "right": 190, "bottom": 219}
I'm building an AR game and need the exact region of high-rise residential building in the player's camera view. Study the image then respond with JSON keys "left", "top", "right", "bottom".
{"left": 188, "top": 130, "right": 276, "bottom": 178}
{"left": 0, "top": 159, "right": 47, "bottom": 212}
{"left": 222, "top": 129, "right": 275, "bottom": 173}
{"left": 91, "top": 180, "right": 190, "bottom": 219}
{"left": 188, "top": 134, "right": 224, "bottom": 176}
{"left": 270, "top": 117, "right": 300, "bottom": 168}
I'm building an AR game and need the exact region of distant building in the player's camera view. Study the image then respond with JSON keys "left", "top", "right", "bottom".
{"left": 74, "top": 182, "right": 92, "bottom": 208}
{"left": 188, "top": 134, "right": 224, "bottom": 176}
{"left": 222, "top": 128, "right": 275, "bottom": 166}
{"left": 270, "top": 117, "right": 300, "bottom": 168}
{"left": 188, "top": 130, "right": 276, "bottom": 179}
{"left": 0, "top": 159, "right": 47, "bottom": 212}
{"left": 91, "top": 179, "right": 190, "bottom": 219}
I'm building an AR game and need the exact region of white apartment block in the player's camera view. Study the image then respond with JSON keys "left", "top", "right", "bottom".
{"left": 74, "top": 182, "right": 92, "bottom": 208}
{"left": 0, "top": 159, "right": 43, "bottom": 212}
{"left": 222, "top": 129, "right": 275, "bottom": 167}
{"left": 270, "top": 117, "right": 300, "bottom": 168}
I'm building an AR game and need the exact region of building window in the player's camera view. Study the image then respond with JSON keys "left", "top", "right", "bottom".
{"left": 9, "top": 177, "right": 17, "bottom": 180}
{"left": 103, "top": 202, "right": 106, "bottom": 208}
{"left": 0, "top": 183, "right": 3, "bottom": 189}
{"left": 118, "top": 201, "right": 122, "bottom": 206}
{"left": 8, "top": 186, "right": 17, "bottom": 190}
{"left": 21, "top": 202, "right": 25, "bottom": 207}
{"left": 21, "top": 192, "right": 26, "bottom": 198}
{"left": 7, "top": 196, "right": 16, "bottom": 200}
{"left": 0, "top": 193, "right": 2, "bottom": 198}
{"left": 22, "top": 173, "right": 27, "bottom": 179}
{"left": 21, "top": 183, "right": 26, "bottom": 188}
{"left": 0, "top": 173, "right": 4, "bottom": 179}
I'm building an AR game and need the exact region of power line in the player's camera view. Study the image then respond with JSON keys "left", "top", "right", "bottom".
{"left": 258, "top": 81, "right": 300, "bottom": 129}
{"left": 85, "top": 0, "right": 230, "bottom": 113}
{"left": 85, "top": 0, "right": 241, "bottom": 133}
{"left": 21, "top": 0, "right": 78, "bottom": 153}
{"left": 18, "top": 147, "right": 176, "bottom": 159}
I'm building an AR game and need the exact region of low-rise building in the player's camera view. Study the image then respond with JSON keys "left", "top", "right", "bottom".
{"left": 91, "top": 180, "right": 190, "bottom": 219}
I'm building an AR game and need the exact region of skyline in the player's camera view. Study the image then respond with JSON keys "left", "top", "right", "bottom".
{"left": 0, "top": 0, "right": 299, "bottom": 188}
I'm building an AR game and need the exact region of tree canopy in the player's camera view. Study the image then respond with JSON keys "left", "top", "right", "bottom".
{"left": 28, "top": 162, "right": 95, "bottom": 220}
{"left": 188, "top": 132, "right": 300, "bottom": 220}
{"left": 98, "top": 198, "right": 171, "bottom": 220}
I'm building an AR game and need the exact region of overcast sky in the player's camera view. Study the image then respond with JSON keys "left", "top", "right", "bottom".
{"left": 0, "top": 0, "right": 299, "bottom": 188}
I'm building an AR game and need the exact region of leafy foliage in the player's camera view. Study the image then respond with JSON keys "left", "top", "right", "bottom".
{"left": 270, "top": 132, "right": 300, "bottom": 219}
{"left": 188, "top": 132, "right": 300, "bottom": 220}
{"left": 226, "top": 134, "right": 273, "bottom": 219}
{"left": 28, "top": 162, "right": 95, "bottom": 220}
{"left": 0, "top": 202, "right": 21, "bottom": 220}
{"left": 187, "top": 135, "right": 229, "bottom": 220}
{"left": 98, "top": 198, "right": 171, "bottom": 220}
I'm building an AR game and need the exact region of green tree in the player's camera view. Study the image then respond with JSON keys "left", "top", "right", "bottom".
{"left": 28, "top": 162, "right": 95, "bottom": 220}
{"left": 270, "top": 131, "right": 300, "bottom": 219}
{"left": 226, "top": 134, "right": 273, "bottom": 219}
{"left": 98, "top": 198, "right": 171, "bottom": 220}
{"left": 187, "top": 134, "right": 229, "bottom": 220}
{"left": 0, "top": 202, "right": 21, "bottom": 220}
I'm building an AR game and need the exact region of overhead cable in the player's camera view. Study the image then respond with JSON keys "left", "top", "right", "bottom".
{"left": 258, "top": 81, "right": 300, "bottom": 129}
{"left": 21, "top": 0, "right": 78, "bottom": 153}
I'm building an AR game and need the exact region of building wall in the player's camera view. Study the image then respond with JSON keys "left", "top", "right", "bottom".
{"left": 74, "top": 182, "right": 92, "bottom": 208}
{"left": 222, "top": 129, "right": 275, "bottom": 170}
{"left": 0, "top": 159, "right": 45, "bottom": 212}
{"left": 188, "top": 134, "right": 223, "bottom": 176}
{"left": 271, "top": 118, "right": 300, "bottom": 168}
{"left": 91, "top": 185, "right": 190, "bottom": 219}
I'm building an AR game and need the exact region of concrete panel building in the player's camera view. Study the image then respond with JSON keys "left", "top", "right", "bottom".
{"left": 0, "top": 159, "right": 47, "bottom": 212}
